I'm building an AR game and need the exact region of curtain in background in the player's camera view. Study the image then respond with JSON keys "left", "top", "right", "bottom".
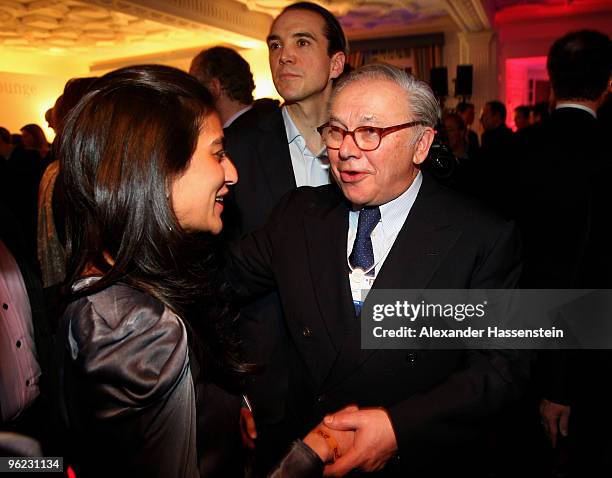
{"left": 347, "top": 44, "right": 442, "bottom": 82}
{"left": 412, "top": 45, "right": 443, "bottom": 83}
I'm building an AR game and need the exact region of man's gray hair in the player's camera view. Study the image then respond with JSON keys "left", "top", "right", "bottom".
{"left": 332, "top": 63, "right": 441, "bottom": 128}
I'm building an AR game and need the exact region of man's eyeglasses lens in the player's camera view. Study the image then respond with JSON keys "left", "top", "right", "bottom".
{"left": 322, "top": 126, "right": 382, "bottom": 151}
{"left": 318, "top": 121, "right": 427, "bottom": 151}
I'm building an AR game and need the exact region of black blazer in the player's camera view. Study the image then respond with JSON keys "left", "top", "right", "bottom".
{"left": 516, "top": 107, "right": 612, "bottom": 409}
{"left": 222, "top": 101, "right": 298, "bottom": 431}
{"left": 517, "top": 107, "right": 612, "bottom": 289}
{"left": 224, "top": 100, "right": 295, "bottom": 239}
{"left": 228, "top": 173, "right": 530, "bottom": 472}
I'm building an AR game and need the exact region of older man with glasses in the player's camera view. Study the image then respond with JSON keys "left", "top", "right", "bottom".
{"left": 229, "top": 63, "right": 529, "bottom": 476}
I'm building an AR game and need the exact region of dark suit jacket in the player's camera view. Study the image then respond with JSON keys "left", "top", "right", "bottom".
{"left": 3, "top": 147, "right": 45, "bottom": 272}
{"left": 467, "top": 128, "right": 480, "bottom": 158}
{"left": 516, "top": 107, "right": 612, "bottom": 417}
{"left": 517, "top": 107, "right": 612, "bottom": 290}
{"left": 228, "top": 172, "right": 530, "bottom": 473}
{"left": 224, "top": 100, "right": 295, "bottom": 238}
{"left": 471, "top": 124, "right": 516, "bottom": 217}
{"left": 222, "top": 101, "right": 299, "bottom": 433}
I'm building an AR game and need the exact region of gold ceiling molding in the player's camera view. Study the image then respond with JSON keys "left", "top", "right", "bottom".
{"left": 442, "top": 0, "right": 492, "bottom": 32}
{"left": 86, "top": 0, "right": 272, "bottom": 41}
{"left": 0, "top": 0, "right": 267, "bottom": 63}
{"left": 239, "top": 0, "right": 449, "bottom": 20}
{"left": 0, "top": 0, "right": 498, "bottom": 69}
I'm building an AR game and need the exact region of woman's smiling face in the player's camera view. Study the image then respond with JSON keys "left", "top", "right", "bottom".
{"left": 171, "top": 112, "right": 237, "bottom": 234}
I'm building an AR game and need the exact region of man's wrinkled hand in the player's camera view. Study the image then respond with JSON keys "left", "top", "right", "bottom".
{"left": 540, "top": 398, "right": 570, "bottom": 448}
{"left": 322, "top": 407, "right": 397, "bottom": 477}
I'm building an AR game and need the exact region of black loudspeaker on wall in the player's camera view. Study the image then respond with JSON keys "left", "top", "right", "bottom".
{"left": 455, "top": 65, "right": 473, "bottom": 97}
{"left": 429, "top": 67, "right": 448, "bottom": 97}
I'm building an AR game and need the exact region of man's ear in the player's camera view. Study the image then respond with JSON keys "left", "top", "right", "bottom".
{"left": 329, "top": 51, "right": 346, "bottom": 81}
{"left": 412, "top": 128, "right": 435, "bottom": 165}
{"left": 209, "top": 77, "right": 222, "bottom": 100}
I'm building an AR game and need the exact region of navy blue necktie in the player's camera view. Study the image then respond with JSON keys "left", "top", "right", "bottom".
{"left": 349, "top": 206, "right": 381, "bottom": 276}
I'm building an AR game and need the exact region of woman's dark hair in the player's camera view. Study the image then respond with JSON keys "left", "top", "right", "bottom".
{"left": 59, "top": 64, "right": 250, "bottom": 382}
{"left": 54, "top": 77, "right": 99, "bottom": 134}
{"left": 281, "top": 1, "right": 348, "bottom": 57}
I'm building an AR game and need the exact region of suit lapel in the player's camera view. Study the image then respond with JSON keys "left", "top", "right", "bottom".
{"left": 303, "top": 190, "right": 355, "bottom": 381}
{"left": 323, "top": 174, "right": 463, "bottom": 390}
{"left": 257, "top": 108, "right": 296, "bottom": 202}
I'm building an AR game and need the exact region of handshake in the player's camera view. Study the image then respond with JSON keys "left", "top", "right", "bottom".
{"left": 242, "top": 404, "right": 399, "bottom": 477}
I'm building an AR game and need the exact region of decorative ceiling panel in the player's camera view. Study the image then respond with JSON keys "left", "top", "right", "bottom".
{"left": 240, "top": 0, "right": 449, "bottom": 31}
{"left": 3, "top": 0, "right": 600, "bottom": 66}
{"left": 0, "top": 0, "right": 267, "bottom": 61}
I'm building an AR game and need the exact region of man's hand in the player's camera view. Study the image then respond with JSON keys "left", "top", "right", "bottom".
{"left": 322, "top": 407, "right": 398, "bottom": 477}
{"left": 303, "top": 405, "right": 358, "bottom": 463}
{"left": 240, "top": 407, "right": 257, "bottom": 449}
{"left": 540, "top": 398, "right": 570, "bottom": 448}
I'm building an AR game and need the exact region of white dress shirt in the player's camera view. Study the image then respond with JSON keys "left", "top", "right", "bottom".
{"left": 223, "top": 104, "right": 254, "bottom": 128}
{"left": 347, "top": 172, "right": 423, "bottom": 280}
{"left": 282, "top": 107, "right": 331, "bottom": 187}
{"left": 555, "top": 103, "right": 597, "bottom": 119}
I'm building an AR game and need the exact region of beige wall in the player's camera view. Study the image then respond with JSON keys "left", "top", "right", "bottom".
{"left": 160, "top": 45, "right": 278, "bottom": 100}
{"left": 0, "top": 43, "right": 277, "bottom": 142}
{"left": 0, "top": 70, "right": 67, "bottom": 142}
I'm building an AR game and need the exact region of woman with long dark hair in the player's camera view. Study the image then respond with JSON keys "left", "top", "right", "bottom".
{"left": 56, "top": 64, "right": 246, "bottom": 477}
{"left": 57, "top": 65, "right": 353, "bottom": 478}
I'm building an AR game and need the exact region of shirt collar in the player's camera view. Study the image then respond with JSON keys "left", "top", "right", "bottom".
{"left": 378, "top": 171, "right": 422, "bottom": 239}
{"left": 282, "top": 106, "right": 302, "bottom": 145}
{"left": 223, "top": 104, "right": 253, "bottom": 128}
{"left": 555, "top": 103, "right": 597, "bottom": 119}
{"left": 282, "top": 106, "right": 327, "bottom": 157}
{"left": 350, "top": 171, "right": 422, "bottom": 238}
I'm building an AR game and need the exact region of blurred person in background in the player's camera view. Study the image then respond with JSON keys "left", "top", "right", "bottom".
{"left": 37, "top": 77, "right": 98, "bottom": 288}
{"left": 516, "top": 29, "right": 612, "bottom": 477}
{"left": 0, "top": 126, "right": 43, "bottom": 271}
{"left": 513, "top": 105, "right": 531, "bottom": 131}
{"left": 530, "top": 101, "right": 551, "bottom": 125}
{"left": 456, "top": 101, "right": 479, "bottom": 156}
{"left": 20, "top": 124, "right": 50, "bottom": 165}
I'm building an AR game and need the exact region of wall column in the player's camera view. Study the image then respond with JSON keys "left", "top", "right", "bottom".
{"left": 456, "top": 30, "right": 498, "bottom": 128}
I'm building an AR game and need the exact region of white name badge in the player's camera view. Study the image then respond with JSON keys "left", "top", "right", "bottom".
{"left": 349, "top": 267, "right": 376, "bottom": 304}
